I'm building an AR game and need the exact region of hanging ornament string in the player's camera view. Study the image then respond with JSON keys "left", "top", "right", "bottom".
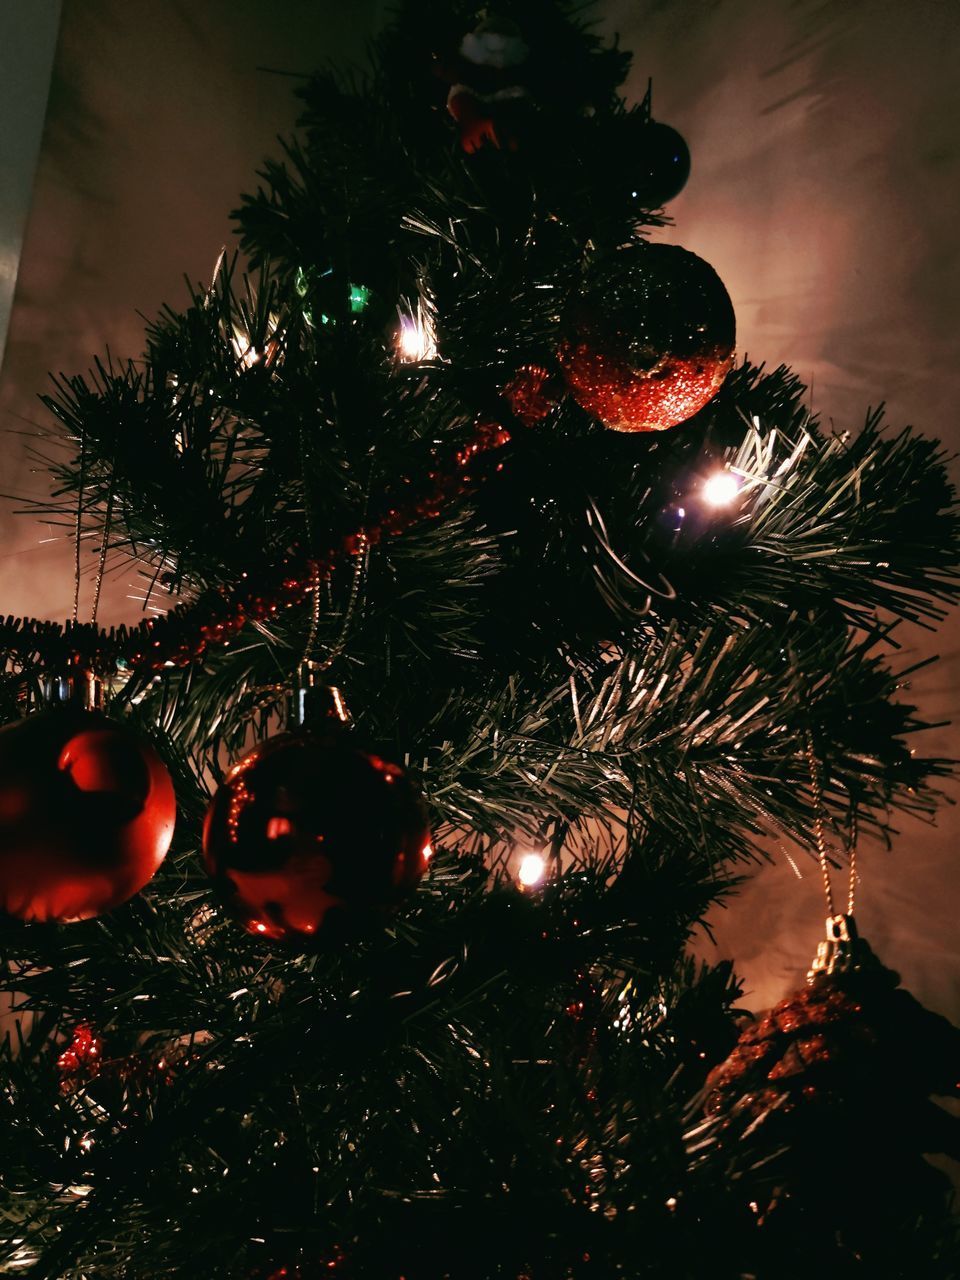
{"left": 296, "top": 412, "right": 370, "bottom": 678}
{"left": 72, "top": 430, "right": 86, "bottom": 626}
{"left": 302, "top": 531, "right": 369, "bottom": 677}
{"left": 846, "top": 801, "right": 859, "bottom": 919}
{"left": 90, "top": 487, "right": 115, "bottom": 626}
{"left": 296, "top": 414, "right": 326, "bottom": 678}
{"left": 804, "top": 730, "right": 856, "bottom": 920}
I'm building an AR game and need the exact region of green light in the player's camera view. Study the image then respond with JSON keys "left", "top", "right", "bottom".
{"left": 297, "top": 271, "right": 371, "bottom": 327}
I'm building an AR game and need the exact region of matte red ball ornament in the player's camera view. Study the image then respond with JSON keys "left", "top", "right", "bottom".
{"left": 0, "top": 709, "right": 176, "bottom": 922}
{"left": 557, "top": 242, "right": 735, "bottom": 433}
{"left": 202, "top": 734, "right": 431, "bottom": 945}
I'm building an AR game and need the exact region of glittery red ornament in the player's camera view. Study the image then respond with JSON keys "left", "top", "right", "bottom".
{"left": 687, "top": 927, "right": 960, "bottom": 1261}
{"left": 502, "top": 364, "right": 560, "bottom": 425}
{"left": 557, "top": 243, "right": 735, "bottom": 433}
{"left": 0, "top": 709, "right": 176, "bottom": 922}
{"left": 256, "top": 1249, "right": 347, "bottom": 1280}
{"left": 203, "top": 735, "right": 430, "bottom": 945}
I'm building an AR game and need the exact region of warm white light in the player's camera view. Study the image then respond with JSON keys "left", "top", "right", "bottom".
{"left": 242, "top": 346, "right": 261, "bottom": 368}
{"left": 230, "top": 333, "right": 262, "bottom": 368}
{"left": 230, "top": 313, "right": 279, "bottom": 369}
{"left": 517, "top": 852, "right": 547, "bottom": 887}
{"left": 397, "top": 307, "right": 437, "bottom": 362}
{"left": 702, "top": 471, "right": 740, "bottom": 507}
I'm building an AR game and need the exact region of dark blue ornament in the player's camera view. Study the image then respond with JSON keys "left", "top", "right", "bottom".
{"left": 620, "top": 118, "right": 691, "bottom": 209}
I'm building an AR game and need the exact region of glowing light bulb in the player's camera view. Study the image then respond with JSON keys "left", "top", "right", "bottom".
{"left": 518, "top": 852, "right": 547, "bottom": 887}
{"left": 702, "top": 471, "right": 740, "bottom": 507}
{"left": 397, "top": 308, "right": 437, "bottom": 362}
{"left": 230, "top": 333, "right": 261, "bottom": 368}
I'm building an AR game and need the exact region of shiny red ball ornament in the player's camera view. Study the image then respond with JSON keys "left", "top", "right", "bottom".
{"left": 0, "top": 709, "right": 176, "bottom": 922}
{"left": 202, "top": 734, "right": 431, "bottom": 945}
{"left": 557, "top": 242, "right": 735, "bottom": 433}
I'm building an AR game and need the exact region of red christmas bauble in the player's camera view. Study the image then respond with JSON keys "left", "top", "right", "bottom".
{"left": 557, "top": 242, "right": 735, "bottom": 433}
{"left": 0, "top": 709, "right": 176, "bottom": 922}
{"left": 202, "top": 734, "right": 431, "bottom": 945}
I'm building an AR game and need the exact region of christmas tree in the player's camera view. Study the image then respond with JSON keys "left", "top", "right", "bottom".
{"left": 2, "top": 3, "right": 959, "bottom": 1276}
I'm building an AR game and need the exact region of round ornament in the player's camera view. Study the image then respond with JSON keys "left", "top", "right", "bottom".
{"left": 614, "top": 117, "right": 690, "bottom": 210}
{"left": 688, "top": 918, "right": 960, "bottom": 1259}
{"left": 557, "top": 242, "right": 736, "bottom": 433}
{"left": 203, "top": 734, "right": 431, "bottom": 945}
{"left": 0, "top": 709, "right": 176, "bottom": 922}
{"left": 294, "top": 265, "right": 373, "bottom": 329}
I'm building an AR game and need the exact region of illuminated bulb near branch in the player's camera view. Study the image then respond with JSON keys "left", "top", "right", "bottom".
{"left": 702, "top": 471, "right": 740, "bottom": 507}
{"left": 231, "top": 337, "right": 261, "bottom": 369}
{"left": 230, "top": 313, "right": 279, "bottom": 369}
{"left": 517, "top": 851, "right": 547, "bottom": 887}
{"left": 397, "top": 305, "right": 437, "bottom": 362}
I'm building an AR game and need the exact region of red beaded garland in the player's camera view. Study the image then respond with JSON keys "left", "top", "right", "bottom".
{"left": 57, "top": 1024, "right": 103, "bottom": 1081}
{"left": 0, "top": 420, "right": 512, "bottom": 681}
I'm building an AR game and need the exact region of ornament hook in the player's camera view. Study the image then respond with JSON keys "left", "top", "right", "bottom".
{"left": 807, "top": 913, "right": 879, "bottom": 983}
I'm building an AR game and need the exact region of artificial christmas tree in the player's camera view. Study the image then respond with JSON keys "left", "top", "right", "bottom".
{"left": 1, "top": 3, "right": 959, "bottom": 1277}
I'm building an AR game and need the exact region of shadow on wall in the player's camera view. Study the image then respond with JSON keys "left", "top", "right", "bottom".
{"left": 605, "top": 0, "right": 960, "bottom": 432}
{"left": 0, "top": 3, "right": 61, "bottom": 368}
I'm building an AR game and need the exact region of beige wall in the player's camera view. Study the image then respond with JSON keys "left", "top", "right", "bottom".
{"left": 604, "top": 0, "right": 960, "bottom": 1016}
{"left": 1, "top": 0, "right": 958, "bottom": 1018}
{"left": 0, "top": 1, "right": 61, "bottom": 368}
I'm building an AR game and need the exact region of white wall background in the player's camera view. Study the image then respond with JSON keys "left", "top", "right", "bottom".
{"left": 0, "top": 0, "right": 60, "bottom": 369}
{"left": 1, "top": 0, "right": 958, "bottom": 1018}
